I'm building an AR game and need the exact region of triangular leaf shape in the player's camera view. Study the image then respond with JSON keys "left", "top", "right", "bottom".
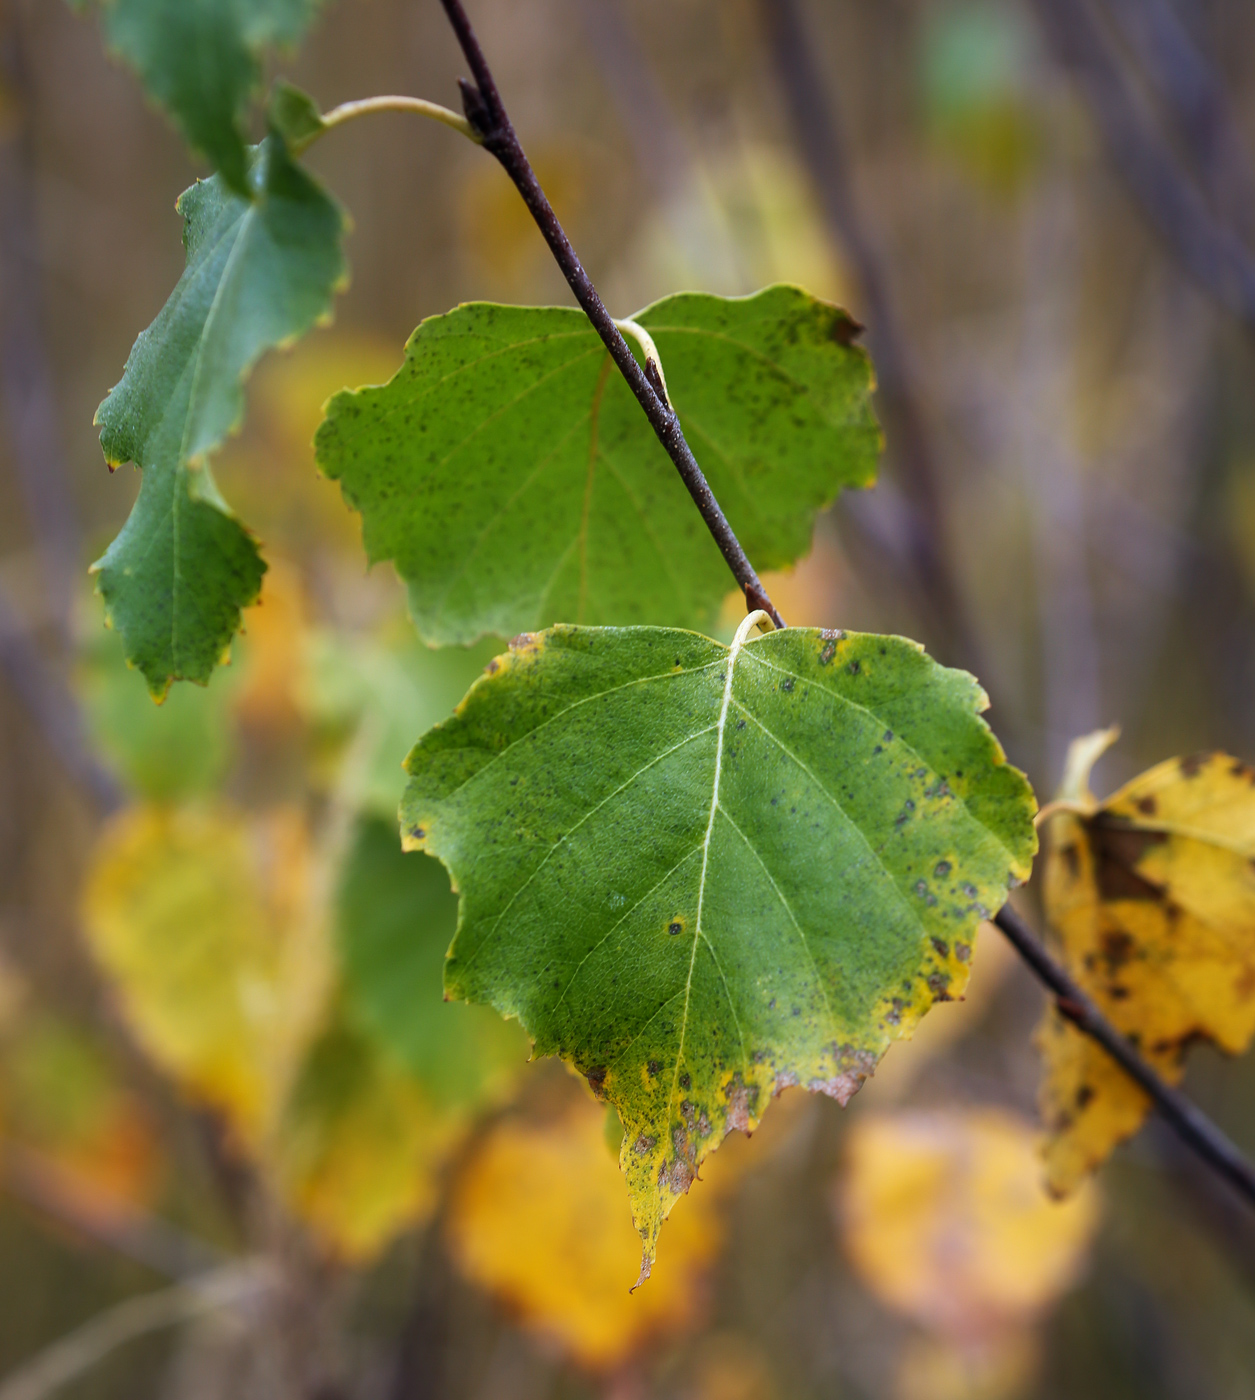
{"left": 401, "top": 619, "right": 1036, "bottom": 1278}
{"left": 93, "top": 139, "right": 346, "bottom": 698}
{"left": 86, "top": 0, "right": 326, "bottom": 191}
{"left": 1039, "top": 731, "right": 1255, "bottom": 1194}
{"left": 315, "top": 286, "right": 879, "bottom": 645}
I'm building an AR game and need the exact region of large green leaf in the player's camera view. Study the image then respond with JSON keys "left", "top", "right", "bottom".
{"left": 93, "top": 139, "right": 346, "bottom": 698}
{"left": 336, "top": 818, "right": 527, "bottom": 1107}
{"left": 400, "top": 620, "right": 1036, "bottom": 1278}
{"left": 315, "top": 286, "right": 879, "bottom": 645}
{"left": 85, "top": 0, "right": 325, "bottom": 190}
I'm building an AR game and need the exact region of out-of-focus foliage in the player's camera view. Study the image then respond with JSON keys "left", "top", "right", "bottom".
{"left": 82, "top": 802, "right": 323, "bottom": 1147}
{"left": 0, "top": 1010, "right": 164, "bottom": 1222}
{"left": 315, "top": 287, "right": 879, "bottom": 644}
{"left": 919, "top": 3, "right": 1041, "bottom": 196}
{"left": 92, "top": 140, "right": 345, "bottom": 697}
{"left": 445, "top": 1086, "right": 746, "bottom": 1371}
{"left": 337, "top": 817, "right": 526, "bottom": 1099}
{"left": 840, "top": 1108, "right": 1099, "bottom": 1400}
{"left": 75, "top": 0, "right": 326, "bottom": 191}
{"left": 1038, "top": 730, "right": 1255, "bottom": 1194}
{"left": 74, "top": 568, "right": 530, "bottom": 1263}
{"left": 403, "top": 621, "right": 1036, "bottom": 1278}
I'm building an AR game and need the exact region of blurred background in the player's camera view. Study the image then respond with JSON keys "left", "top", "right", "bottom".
{"left": 2, "top": 0, "right": 1255, "bottom": 1396}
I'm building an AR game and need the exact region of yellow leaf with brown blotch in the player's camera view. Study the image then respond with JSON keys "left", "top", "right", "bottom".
{"left": 1038, "top": 730, "right": 1255, "bottom": 1194}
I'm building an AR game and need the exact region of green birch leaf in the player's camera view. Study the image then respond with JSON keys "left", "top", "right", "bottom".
{"left": 315, "top": 285, "right": 879, "bottom": 645}
{"left": 93, "top": 138, "right": 347, "bottom": 698}
{"left": 87, "top": 0, "right": 326, "bottom": 190}
{"left": 336, "top": 817, "right": 527, "bottom": 1107}
{"left": 400, "top": 620, "right": 1037, "bottom": 1280}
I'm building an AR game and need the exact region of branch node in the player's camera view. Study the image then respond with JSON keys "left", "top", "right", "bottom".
{"left": 457, "top": 76, "right": 496, "bottom": 139}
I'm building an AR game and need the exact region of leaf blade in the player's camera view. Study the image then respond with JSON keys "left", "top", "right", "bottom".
{"left": 401, "top": 623, "right": 1036, "bottom": 1276}
{"left": 315, "top": 287, "right": 880, "bottom": 644}
{"left": 93, "top": 139, "right": 346, "bottom": 697}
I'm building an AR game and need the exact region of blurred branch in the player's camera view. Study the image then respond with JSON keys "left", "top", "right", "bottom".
{"left": 1100, "top": 0, "right": 1255, "bottom": 231}
{"left": 0, "top": 1259, "right": 273, "bottom": 1400}
{"left": 0, "top": 582, "right": 123, "bottom": 812}
{"left": 756, "top": 0, "right": 983, "bottom": 670}
{"left": 0, "top": 1, "right": 81, "bottom": 638}
{"left": 2, "top": 1142, "right": 223, "bottom": 1281}
{"left": 1029, "top": 0, "right": 1255, "bottom": 333}
{"left": 994, "top": 903, "right": 1255, "bottom": 1212}
{"left": 438, "top": 0, "right": 786, "bottom": 628}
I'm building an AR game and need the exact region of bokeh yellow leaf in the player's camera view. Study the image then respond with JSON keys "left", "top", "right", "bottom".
{"left": 82, "top": 804, "right": 325, "bottom": 1148}
{"left": 445, "top": 1085, "right": 746, "bottom": 1371}
{"left": 839, "top": 1108, "right": 1098, "bottom": 1340}
{"left": 1039, "top": 732, "right": 1255, "bottom": 1194}
{"left": 276, "top": 1016, "right": 463, "bottom": 1262}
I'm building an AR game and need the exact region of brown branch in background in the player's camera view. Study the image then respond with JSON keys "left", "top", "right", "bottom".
{"left": 757, "top": 0, "right": 983, "bottom": 671}
{"left": 994, "top": 902, "right": 1255, "bottom": 1211}
{"left": 2, "top": 1142, "right": 224, "bottom": 1281}
{"left": 1029, "top": 0, "right": 1255, "bottom": 334}
{"left": 1098, "top": 0, "right": 1255, "bottom": 234}
{"left": 0, "top": 583, "right": 122, "bottom": 812}
{"left": 0, "top": 3, "right": 80, "bottom": 638}
{"left": 438, "top": 0, "right": 785, "bottom": 630}
{"left": 0, "top": 4, "right": 120, "bottom": 812}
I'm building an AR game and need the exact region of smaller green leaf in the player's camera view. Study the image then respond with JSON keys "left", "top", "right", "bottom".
{"left": 87, "top": 0, "right": 326, "bottom": 190}
{"left": 268, "top": 80, "right": 325, "bottom": 150}
{"left": 336, "top": 817, "right": 527, "bottom": 1107}
{"left": 93, "top": 138, "right": 347, "bottom": 697}
{"left": 315, "top": 286, "right": 880, "bottom": 645}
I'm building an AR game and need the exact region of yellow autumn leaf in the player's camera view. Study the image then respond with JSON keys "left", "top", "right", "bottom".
{"left": 445, "top": 1084, "right": 747, "bottom": 1371}
{"left": 1038, "top": 730, "right": 1255, "bottom": 1194}
{"left": 838, "top": 1108, "right": 1099, "bottom": 1339}
{"left": 81, "top": 803, "right": 326, "bottom": 1149}
{"left": 276, "top": 1016, "right": 463, "bottom": 1262}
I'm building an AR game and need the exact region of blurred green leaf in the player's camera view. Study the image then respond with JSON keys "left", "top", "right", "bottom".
{"left": 79, "top": 626, "right": 237, "bottom": 800}
{"left": 401, "top": 622, "right": 1037, "bottom": 1279}
{"left": 84, "top": 0, "right": 326, "bottom": 190}
{"left": 315, "top": 286, "right": 880, "bottom": 645}
{"left": 304, "top": 628, "right": 499, "bottom": 815}
{"left": 93, "top": 138, "right": 346, "bottom": 698}
{"left": 336, "top": 816, "right": 526, "bottom": 1107}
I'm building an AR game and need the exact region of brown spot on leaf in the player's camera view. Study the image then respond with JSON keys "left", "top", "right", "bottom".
{"left": 1135, "top": 795, "right": 1158, "bottom": 816}
{"left": 585, "top": 1065, "right": 607, "bottom": 1098}
{"left": 1087, "top": 817, "right": 1167, "bottom": 901}
{"left": 1179, "top": 753, "right": 1206, "bottom": 778}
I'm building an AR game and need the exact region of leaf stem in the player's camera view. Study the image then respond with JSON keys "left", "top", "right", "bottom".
{"left": 993, "top": 902, "right": 1255, "bottom": 1211}
{"left": 299, "top": 95, "right": 481, "bottom": 153}
{"left": 436, "top": 0, "right": 786, "bottom": 629}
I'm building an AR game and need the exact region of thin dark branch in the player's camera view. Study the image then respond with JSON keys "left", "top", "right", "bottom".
{"left": 994, "top": 902, "right": 1255, "bottom": 1211}
{"left": 437, "top": 0, "right": 785, "bottom": 629}
{"left": 757, "top": 0, "right": 982, "bottom": 669}
{"left": 1030, "top": 0, "right": 1255, "bottom": 333}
